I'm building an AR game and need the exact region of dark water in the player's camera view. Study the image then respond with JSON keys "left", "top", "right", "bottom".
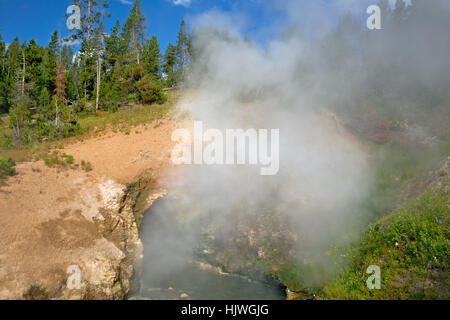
{"left": 134, "top": 198, "right": 285, "bottom": 300}
{"left": 139, "top": 264, "right": 285, "bottom": 300}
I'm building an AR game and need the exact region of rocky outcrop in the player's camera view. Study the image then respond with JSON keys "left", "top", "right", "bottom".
{"left": 70, "top": 181, "right": 144, "bottom": 300}
{"left": 0, "top": 162, "right": 143, "bottom": 300}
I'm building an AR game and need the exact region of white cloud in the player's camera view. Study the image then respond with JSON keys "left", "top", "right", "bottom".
{"left": 118, "top": 0, "right": 132, "bottom": 5}
{"left": 173, "top": 0, "right": 192, "bottom": 7}
{"left": 63, "top": 39, "right": 81, "bottom": 46}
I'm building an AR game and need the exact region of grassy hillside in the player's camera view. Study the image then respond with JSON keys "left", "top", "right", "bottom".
{"left": 0, "top": 91, "right": 179, "bottom": 162}
{"left": 323, "top": 179, "right": 449, "bottom": 300}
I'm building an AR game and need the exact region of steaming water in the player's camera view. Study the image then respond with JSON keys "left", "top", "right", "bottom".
{"left": 135, "top": 198, "right": 286, "bottom": 300}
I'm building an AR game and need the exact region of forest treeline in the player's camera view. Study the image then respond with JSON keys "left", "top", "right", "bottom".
{"left": 0, "top": 0, "right": 449, "bottom": 146}
{"left": 0, "top": 0, "right": 191, "bottom": 144}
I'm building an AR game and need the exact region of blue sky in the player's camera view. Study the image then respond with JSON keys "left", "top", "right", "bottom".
{"left": 0, "top": 0, "right": 407, "bottom": 51}
{"left": 0, "top": 0, "right": 197, "bottom": 51}
{"left": 0, "top": 0, "right": 285, "bottom": 52}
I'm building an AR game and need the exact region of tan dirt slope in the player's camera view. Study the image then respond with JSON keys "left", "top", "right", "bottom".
{"left": 0, "top": 119, "right": 178, "bottom": 299}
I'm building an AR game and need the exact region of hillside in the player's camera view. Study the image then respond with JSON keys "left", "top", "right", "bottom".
{"left": 323, "top": 158, "right": 449, "bottom": 299}
{"left": 0, "top": 98, "right": 178, "bottom": 299}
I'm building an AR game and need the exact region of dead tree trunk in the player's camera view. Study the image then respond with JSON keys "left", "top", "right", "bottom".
{"left": 21, "top": 50, "right": 25, "bottom": 96}
{"left": 87, "top": 0, "right": 91, "bottom": 42}
{"left": 96, "top": 56, "right": 101, "bottom": 111}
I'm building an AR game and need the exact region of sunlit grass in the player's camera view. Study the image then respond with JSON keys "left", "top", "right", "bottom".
{"left": 322, "top": 187, "right": 449, "bottom": 300}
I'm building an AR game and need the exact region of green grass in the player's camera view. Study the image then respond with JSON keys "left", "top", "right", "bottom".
{"left": 322, "top": 186, "right": 449, "bottom": 300}
{"left": 366, "top": 138, "right": 450, "bottom": 215}
{"left": 77, "top": 93, "right": 177, "bottom": 136}
{"left": 38, "top": 152, "right": 76, "bottom": 169}
{"left": 270, "top": 139, "right": 450, "bottom": 297}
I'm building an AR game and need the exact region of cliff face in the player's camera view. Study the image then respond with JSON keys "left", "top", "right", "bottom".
{"left": 0, "top": 161, "right": 143, "bottom": 300}
{"left": 68, "top": 180, "right": 144, "bottom": 300}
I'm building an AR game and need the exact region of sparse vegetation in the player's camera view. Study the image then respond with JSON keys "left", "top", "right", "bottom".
{"left": 0, "top": 91, "right": 177, "bottom": 162}
{"left": 39, "top": 152, "right": 76, "bottom": 168}
{"left": 23, "top": 285, "right": 50, "bottom": 300}
{"left": 81, "top": 160, "right": 93, "bottom": 172}
{"left": 0, "top": 157, "right": 16, "bottom": 180}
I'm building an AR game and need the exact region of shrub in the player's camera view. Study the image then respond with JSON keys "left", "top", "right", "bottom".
{"left": 136, "top": 77, "right": 166, "bottom": 105}
{"left": 23, "top": 285, "right": 49, "bottom": 300}
{"left": 74, "top": 97, "right": 89, "bottom": 113}
{"left": 0, "top": 157, "right": 16, "bottom": 180}
{"left": 40, "top": 152, "right": 75, "bottom": 168}
{"left": 81, "top": 160, "right": 92, "bottom": 172}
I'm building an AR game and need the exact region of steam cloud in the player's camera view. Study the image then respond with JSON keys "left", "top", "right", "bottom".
{"left": 141, "top": 0, "right": 450, "bottom": 289}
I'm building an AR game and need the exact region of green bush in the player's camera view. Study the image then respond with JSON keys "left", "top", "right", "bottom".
{"left": 127, "top": 93, "right": 139, "bottom": 103}
{"left": 74, "top": 97, "right": 89, "bottom": 114}
{"left": 0, "top": 157, "right": 16, "bottom": 180}
{"left": 101, "top": 82, "right": 122, "bottom": 112}
{"left": 157, "top": 91, "right": 169, "bottom": 105}
{"left": 136, "top": 77, "right": 166, "bottom": 104}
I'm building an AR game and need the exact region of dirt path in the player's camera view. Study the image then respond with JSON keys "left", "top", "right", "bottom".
{"left": 0, "top": 118, "right": 178, "bottom": 299}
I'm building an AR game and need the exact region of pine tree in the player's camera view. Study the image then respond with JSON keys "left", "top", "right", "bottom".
{"left": 101, "top": 59, "right": 122, "bottom": 111}
{"left": 102, "top": 20, "right": 125, "bottom": 111}
{"left": 163, "top": 43, "right": 177, "bottom": 87}
{"left": 105, "top": 19, "right": 125, "bottom": 70}
{"left": 163, "top": 44, "right": 177, "bottom": 72}
{"left": 5, "top": 37, "right": 22, "bottom": 80}
{"left": 0, "top": 33, "right": 4, "bottom": 77}
{"left": 143, "top": 35, "right": 161, "bottom": 81}
{"left": 0, "top": 33, "right": 11, "bottom": 113}
{"left": 8, "top": 40, "right": 32, "bottom": 144}
{"left": 9, "top": 91, "right": 31, "bottom": 144}
{"left": 175, "top": 19, "right": 190, "bottom": 84}
{"left": 53, "top": 62, "right": 67, "bottom": 127}
{"left": 69, "top": 0, "right": 110, "bottom": 49}
{"left": 61, "top": 45, "right": 74, "bottom": 71}
{"left": 37, "top": 87, "right": 51, "bottom": 117}
{"left": 122, "top": 0, "right": 146, "bottom": 65}
{"left": 24, "top": 39, "right": 45, "bottom": 101}
{"left": 68, "top": 0, "right": 110, "bottom": 103}
{"left": 43, "top": 30, "right": 60, "bottom": 94}
{"left": 60, "top": 44, "right": 78, "bottom": 102}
